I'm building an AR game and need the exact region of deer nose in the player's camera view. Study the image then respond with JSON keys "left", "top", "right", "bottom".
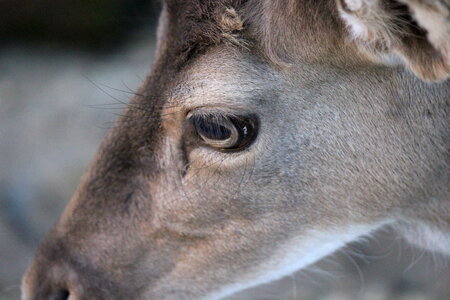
{"left": 21, "top": 240, "right": 82, "bottom": 300}
{"left": 48, "top": 290, "right": 70, "bottom": 300}
{"left": 22, "top": 237, "right": 126, "bottom": 300}
{"left": 22, "top": 261, "right": 76, "bottom": 300}
{"left": 22, "top": 277, "right": 73, "bottom": 300}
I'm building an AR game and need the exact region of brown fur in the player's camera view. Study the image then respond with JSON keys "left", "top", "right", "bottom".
{"left": 23, "top": 1, "right": 449, "bottom": 300}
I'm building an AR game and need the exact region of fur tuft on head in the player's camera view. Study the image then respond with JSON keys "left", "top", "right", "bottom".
{"left": 218, "top": 8, "right": 248, "bottom": 48}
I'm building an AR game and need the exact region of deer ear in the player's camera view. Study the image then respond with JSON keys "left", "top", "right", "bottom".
{"left": 337, "top": 0, "right": 450, "bottom": 82}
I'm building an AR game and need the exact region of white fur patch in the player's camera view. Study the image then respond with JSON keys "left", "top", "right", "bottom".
{"left": 345, "top": 0, "right": 364, "bottom": 11}
{"left": 208, "top": 222, "right": 388, "bottom": 300}
{"left": 340, "top": 12, "right": 371, "bottom": 40}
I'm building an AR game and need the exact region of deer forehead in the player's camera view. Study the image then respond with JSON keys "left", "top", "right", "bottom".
{"left": 165, "top": 48, "right": 283, "bottom": 110}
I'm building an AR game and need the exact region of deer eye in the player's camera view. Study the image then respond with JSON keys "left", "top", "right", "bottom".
{"left": 190, "top": 114, "right": 258, "bottom": 151}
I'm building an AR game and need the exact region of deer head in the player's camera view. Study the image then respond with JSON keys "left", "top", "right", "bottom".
{"left": 23, "top": 0, "right": 449, "bottom": 299}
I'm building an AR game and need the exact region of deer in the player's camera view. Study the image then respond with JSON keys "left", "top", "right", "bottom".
{"left": 22, "top": 0, "right": 449, "bottom": 299}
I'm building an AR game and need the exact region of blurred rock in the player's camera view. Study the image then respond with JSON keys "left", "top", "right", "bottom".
{"left": 0, "top": 217, "right": 32, "bottom": 297}
{"left": 0, "top": 32, "right": 155, "bottom": 299}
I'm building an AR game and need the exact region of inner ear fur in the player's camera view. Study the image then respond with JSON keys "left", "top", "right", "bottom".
{"left": 337, "top": 0, "right": 450, "bottom": 82}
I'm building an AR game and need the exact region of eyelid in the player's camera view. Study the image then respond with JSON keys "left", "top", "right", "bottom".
{"left": 186, "top": 108, "right": 241, "bottom": 121}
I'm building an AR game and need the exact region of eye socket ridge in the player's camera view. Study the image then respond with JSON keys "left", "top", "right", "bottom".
{"left": 189, "top": 113, "right": 258, "bottom": 151}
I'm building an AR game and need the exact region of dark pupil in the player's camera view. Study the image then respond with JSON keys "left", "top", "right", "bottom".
{"left": 194, "top": 117, "right": 231, "bottom": 140}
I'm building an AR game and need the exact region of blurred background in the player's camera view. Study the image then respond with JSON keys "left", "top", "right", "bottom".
{"left": 0, "top": 1, "right": 448, "bottom": 300}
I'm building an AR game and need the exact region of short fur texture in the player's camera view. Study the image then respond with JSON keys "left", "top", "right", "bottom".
{"left": 23, "top": 1, "right": 449, "bottom": 299}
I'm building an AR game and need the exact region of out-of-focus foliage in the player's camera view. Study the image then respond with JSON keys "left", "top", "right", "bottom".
{"left": 0, "top": 0, "right": 160, "bottom": 50}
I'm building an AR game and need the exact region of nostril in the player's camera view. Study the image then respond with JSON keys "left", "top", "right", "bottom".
{"left": 50, "top": 289, "right": 70, "bottom": 300}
